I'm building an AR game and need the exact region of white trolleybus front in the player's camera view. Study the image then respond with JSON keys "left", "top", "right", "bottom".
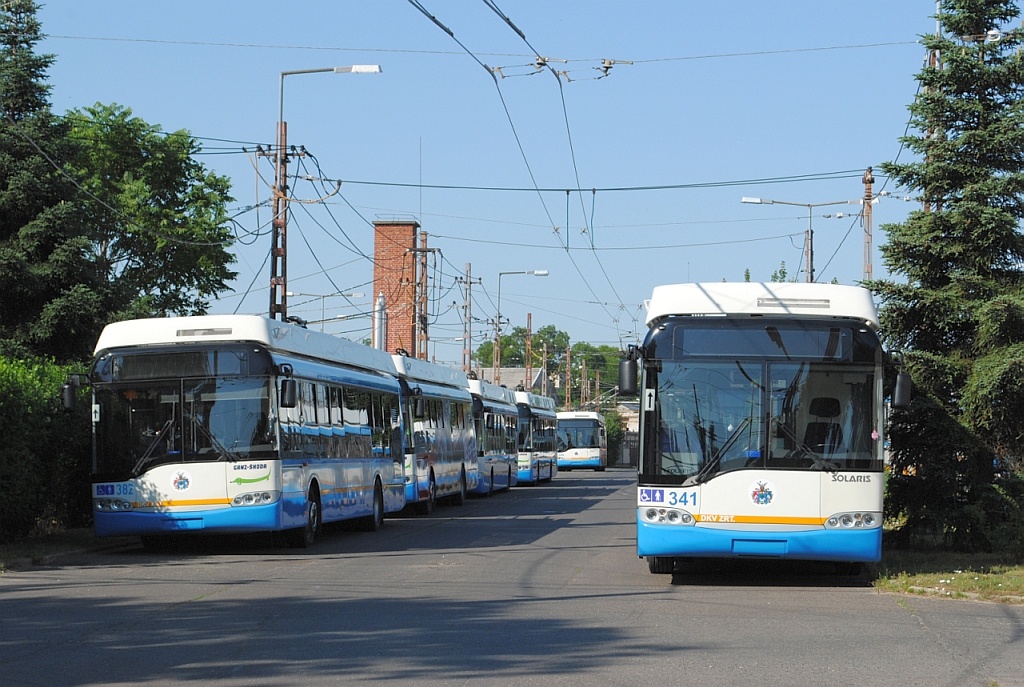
{"left": 80, "top": 315, "right": 406, "bottom": 548}
{"left": 556, "top": 411, "right": 608, "bottom": 471}
{"left": 619, "top": 283, "right": 903, "bottom": 574}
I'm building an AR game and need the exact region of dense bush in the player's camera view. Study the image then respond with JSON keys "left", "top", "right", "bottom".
{"left": 0, "top": 357, "right": 91, "bottom": 542}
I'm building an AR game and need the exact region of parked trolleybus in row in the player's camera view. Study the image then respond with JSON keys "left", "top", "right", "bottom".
{"left": 620, "top": 283, "right": 909, "bottom": 574}
{"left": 73, "top": 315, "right": 408, "bottom": 548}
{"left": 392, "top": 351, "right": 476, "bottom": 514}
{"left": 514, "top": 389, "right": 558, "bottom": 484}
{"left": 467, "top": 375, "right": 519, "bottom": 495}
{"left": 556, "top": 411, "right": 608, "bottom": 471}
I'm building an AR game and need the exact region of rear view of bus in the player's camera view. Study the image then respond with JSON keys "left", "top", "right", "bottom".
{"left": 556, "top": 411, "right": 607, "bottom": 471}
{"left": 621, "top": 283, "right": 890, "bottom": 574}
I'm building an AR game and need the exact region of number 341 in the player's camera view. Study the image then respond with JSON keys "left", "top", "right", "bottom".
{"left": 668, "top": 491, "right": 696, "bottom": 507}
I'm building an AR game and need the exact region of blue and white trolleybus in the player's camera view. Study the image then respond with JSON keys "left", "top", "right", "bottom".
{"left": 620, "top": 283, "right": 898, "bottom": 574}
{"left": 556, "top": 411, "right": 608, "bottom": 471}
{"left": 392, "top": 353, "right": 476, "bottom": 514}
{"left": 514, "top": 389, "right": 558, "bottom": 484}
{"left": 467, "top": 375, "right": 519, "bottom": 495}
{"left": 81, "top": 315, "right": 406, "bottom": 547}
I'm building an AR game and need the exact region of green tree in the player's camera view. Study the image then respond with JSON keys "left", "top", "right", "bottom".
{"left": 868, "top": 0, "right": 1024, "bottom": 551}
{"left": 477, "top": 323, "right": 570, "bottom": 382}
{"left": 67, "top": 102, "right": 237, "bottom": 322}
{"left": 0, "top": 0, "right": 102, "bottom": 360}
{"left": 602, "top": 408, "right": 626, "bottom": 465}
{"left": 770, "top": 261, "right": 791, "bottom": 283}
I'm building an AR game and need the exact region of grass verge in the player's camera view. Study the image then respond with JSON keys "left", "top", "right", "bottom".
{"left": 873, "top": 548, "right": 1024, "bottom": 603}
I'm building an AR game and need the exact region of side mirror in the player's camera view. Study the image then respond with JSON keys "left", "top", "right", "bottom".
{"left": 414, "top": 396, "right": 425, "bottom": 420}
{"left": 280, "top": 378, "right": 297, "bottom": 408}
{"left": 61, "top": 382, "right": 76, "bottom": 412}
{"left": 618, "top": 358, "right": 638, "bottom": 397}
{"left": 892, "top": 371, "right": 912, "bottom": 410}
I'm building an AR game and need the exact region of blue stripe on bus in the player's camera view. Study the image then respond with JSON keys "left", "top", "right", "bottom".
{"left": 94, "top": 502, "right": 285, "bottom": 537}
{"left": 637, "top": 520, "right": 882, "bottom": 563}
{"left": 557, "top": 457, "right": 603, "bottom": 468}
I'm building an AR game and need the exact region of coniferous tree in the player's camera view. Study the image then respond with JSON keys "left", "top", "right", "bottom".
{"left": 869, "top": 0, "right": 1024, "bottom": 551}
{"left": 0, "top": 0, "right": 102, "bottom": 360}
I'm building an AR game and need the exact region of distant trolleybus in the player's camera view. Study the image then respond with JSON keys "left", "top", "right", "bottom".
{"left": 77, "top": 315, "right": 406, "bottom": 548}
{"left": 392, "top": 353, "right": 476, "bottom": 514}
{"left": 514, "top": 390, "right": 558, "bottom": 484}
{"left": 556, "top": 411, "right": 607, "bottom": 471}
{"left": 620, "top": 283, "right": 900, "bottom": 574}
{"left": 468, "top": 376, "right": 519, "bottom": 495}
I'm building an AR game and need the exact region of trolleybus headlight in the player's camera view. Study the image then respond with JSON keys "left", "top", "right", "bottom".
{"left": 640, "top": 507, "right": 694, "bottom": 525}
{"left": 95, "top": 498, "right": 133, "bottom": 512}
{"left": 232, "top": 491, "right": 276, "bottom": 507}
{"left": 825, "top": 511, "right": 881, "bottom": 529}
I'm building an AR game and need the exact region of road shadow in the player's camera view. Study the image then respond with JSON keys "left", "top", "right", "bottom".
{"left": 667, "top": 556, "right": 874, "bottom": 588}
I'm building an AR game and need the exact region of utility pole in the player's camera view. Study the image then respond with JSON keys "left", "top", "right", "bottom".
{"left": 581, "top": 357, "right": 588, "bottom": 406}
{"left": 458, "top": 263, "right": 480, "bottom": 373}
{"left": 265, "top": 125, "right": 295, "bottom": 320}
{"left": 542, "top": 343, "right": 549, "bottom": 396}
{"left": 863, "top": 167, "right": 874, "bottom": 282}
{"left": 565, "top": 345, "right": 572, "bottom": 410}
{"left": 407, "top": 236, "right": 437, "bottom": 360}
{"left": 525, "top": 313, "right": 533, "bottom": 392}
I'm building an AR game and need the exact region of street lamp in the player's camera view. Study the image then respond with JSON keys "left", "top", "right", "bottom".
{"left": 268, "top": 64, "right": 381, "bottom": 321}
{"left": 741, "top": 196, "right": 857, "bottom": 283}
{"left": 286, "top": 291, "right": 365, "bottom": 331}
{"left": 493, "top": 270, "right": 549, "bottom": 384}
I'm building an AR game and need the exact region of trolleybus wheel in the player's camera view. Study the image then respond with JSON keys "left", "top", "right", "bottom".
{"left": 647, "top": 556, "right": 675, "bottom": 574}
{"left": 359, "top": 479, "right": 384, "bottom": 532}
{"left": 290, "top": 485, "right": 321, "bottom": 548}
{"left": 453, "top": 467, "right": 467, "bottom": 506}
{"left": 416, "top": 473, "right": 437, "bottom": 515}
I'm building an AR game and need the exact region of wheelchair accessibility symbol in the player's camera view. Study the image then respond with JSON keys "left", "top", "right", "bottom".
{"left": 639, "top": 488, "right": 665, "bottom": 504}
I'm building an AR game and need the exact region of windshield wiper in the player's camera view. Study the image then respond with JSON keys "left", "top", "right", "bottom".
{"left": 132, "top": 419, "right": 174, "bottom": 475}
{"left": 683, "top": 416, "right": 752, "bottom": 486}
{"left": 185, "top": 412, "right": 243, "bottom": 462}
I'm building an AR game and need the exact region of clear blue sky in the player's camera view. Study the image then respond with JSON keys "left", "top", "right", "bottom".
{"left": 38, "top": 1, "right": 937, "bottom": 361}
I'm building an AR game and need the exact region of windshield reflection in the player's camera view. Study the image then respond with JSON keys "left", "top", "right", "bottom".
{"left": 94, "top": 377, "right": 274, "bottom": 479}
{"left": 647, "top": 360, "right": 878, "bottom": 480}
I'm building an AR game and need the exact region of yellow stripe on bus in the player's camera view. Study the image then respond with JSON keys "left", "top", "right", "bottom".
{"left": 134, "top": 498, "right": 232, "bottom": 508}
{"left": 697, "top": 514, "right": 825, "bottom": 526}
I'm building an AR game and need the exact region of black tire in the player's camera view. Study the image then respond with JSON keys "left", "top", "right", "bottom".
{"left": 505, "top": 466, "right": 513, "bottom": 492}
{"left": 487, "top": 468, "right": 495, "bottom": 497}
{"left": 358, "top": 479, "right": 384, "bottom": 532}
{"left": 415, "top": 473, "right": 437, "bottom": 515}
{"left": 289, "top": 485, "right": 321, "bottom": 548}
{"left": 452, "top": 467, "right": 467, "bottom": 506}
{"left": 648, "top": 556, "right": 675, "bottom": 574}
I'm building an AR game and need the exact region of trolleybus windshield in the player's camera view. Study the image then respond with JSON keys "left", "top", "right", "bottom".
{"left": 642, "top": 321, "right": 881, "bottom": 484}
{"left": 92, "top": 345, "right": 276, "bottom": 480}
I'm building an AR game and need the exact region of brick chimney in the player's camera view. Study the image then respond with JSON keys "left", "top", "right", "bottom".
{"left": 372, "top": 220, "right": 419, "bottom": 354}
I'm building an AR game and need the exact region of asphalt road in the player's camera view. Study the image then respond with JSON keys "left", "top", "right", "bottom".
{"left": 1, "top": 469, "right": 1022, "bottom": 687}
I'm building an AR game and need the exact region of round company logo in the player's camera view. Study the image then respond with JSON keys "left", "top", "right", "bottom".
{"left": 172, "top": 470, "right": 192, "bottom": 492}
{"left": 749, "top": 479, "right": 775, "bottom": 507}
